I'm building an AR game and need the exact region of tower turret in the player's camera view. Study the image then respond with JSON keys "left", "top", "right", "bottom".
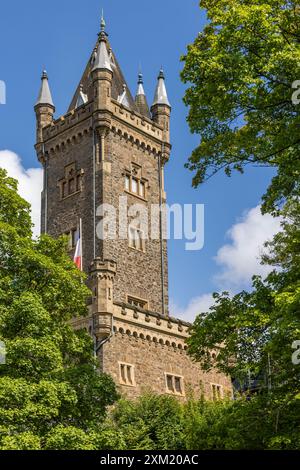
{"left": 135, "top": 72, "right": 150, "bottom": 118}
{"left": 151, "top": 69, "right": 171, "bottom": 142}
{"left": 34, "top": 71, "right": 55, "bottom": 144}
{"left": 91, "top": 13, "right": 113, "bottom": 163}
{"left": 91, "top": 259, "right": 117, "bottom": 344}
{"left": 91, "top": 13, "right": 113, "bottom": 112}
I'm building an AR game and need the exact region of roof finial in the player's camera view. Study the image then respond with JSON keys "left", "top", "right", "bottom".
{"left": 136, "top": 70, "right": 146, "bottom": 97}
{"left": 100, "top": 9, "right": 106, "bottom": 33}
{"left": 92, "top": 10, "right": 112, "bottom": 72}
{"left": 158, "top": 67, "right": 165, "bottom": 80}
{"left": 138, "top": 70, "right": 143, "bottom": 85}
{"left": 137, "top": 63, "right": 144, "bottom": 87}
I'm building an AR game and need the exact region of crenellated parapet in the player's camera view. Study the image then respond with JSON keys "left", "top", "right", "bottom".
{"left": 33, "top": 12, "right": 234, "bottom": 401}
{"left": 73, "top": 298, "right": 191, "bottom": 347}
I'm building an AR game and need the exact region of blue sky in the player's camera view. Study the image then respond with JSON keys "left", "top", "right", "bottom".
{"left": 0, "top": 0, "right": 279, "bottom": 319}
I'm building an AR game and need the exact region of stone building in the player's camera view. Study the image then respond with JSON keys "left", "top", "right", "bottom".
{"left": 34, "top": 15, "right": 232, "bottom": 400}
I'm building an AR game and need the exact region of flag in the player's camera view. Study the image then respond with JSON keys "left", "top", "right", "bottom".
{"left": 73, "top": 219, "right": 83, "bottom": 270}
{"left": 74, "top": 237, "right": 82, "bottom": 270}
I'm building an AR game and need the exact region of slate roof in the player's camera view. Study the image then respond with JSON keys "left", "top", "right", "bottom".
{"left": 68, "top": 38, "right": 138, "bottom": 114}
{"left": 36, "top": 71, "right": 54, "bottom": 107}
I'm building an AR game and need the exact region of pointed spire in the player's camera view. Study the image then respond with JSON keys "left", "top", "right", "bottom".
{"left": 92, "top": 12, "right": 112, "bottom": 72}
{"left": 135, "top": 71, "right": 150, "bottom": 118}
{"left": 36, "top": 70, "right": 54, "bottom": 107}
{"left": 136, "top": 72, "right": 146, "bottom": 96}
{"left": 152, "top": 68, "right": 171, "bottom": 107}
{"left": 68, "top": 12, "right": 136, "bottom": 112}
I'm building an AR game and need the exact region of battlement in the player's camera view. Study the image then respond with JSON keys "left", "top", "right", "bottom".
{"left": 73, "top": 301, "right": 190, "bottom": 344}
{"left": 39, "top": 99, "right": 168, "bottom": 159}
{"left": 35, "top": 12, "right": 232, "bottom": 401}
{"left": 71, "top": 302, "right": 231, "bottom": 400}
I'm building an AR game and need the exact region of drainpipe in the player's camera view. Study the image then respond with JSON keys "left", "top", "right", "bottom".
{"left": 94, "top": 316, "right": 114, "bottom": 372}
{"left": 158, "top": 147, "right": 166, "bottom": 317}
{"left": 43, "top": 142, "right": 48, "bottom": 234}
{"left": 93, "top": 129, "right": 96, "bottom": 259}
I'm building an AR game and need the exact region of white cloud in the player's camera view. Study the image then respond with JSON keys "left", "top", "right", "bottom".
{"left": 170, "top": 293, "right": 218, "bottom": 323}
{"left": 0, "top": 150, "right": 43, "bottom": 237}
{"left": 214, "top": 205, "right": 282, "bottom": 290}
{"left": 172, "top": 205, "right": 282, "bottom": 323}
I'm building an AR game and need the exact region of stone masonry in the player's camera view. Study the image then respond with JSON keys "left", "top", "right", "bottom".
{"left": 35, "top": 15, "right": 232, "bottom": 400}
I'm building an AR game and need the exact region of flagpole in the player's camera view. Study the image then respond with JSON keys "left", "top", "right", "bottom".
{"left": 80, "top": 218, "right": 83, "bottom": 271}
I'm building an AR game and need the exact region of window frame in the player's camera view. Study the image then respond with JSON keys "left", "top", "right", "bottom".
{"left": 124, "top": 170, "right": 147, "bottom": 201}
{"left": 211, "top": 383, "right": 223, "bottom": 401}
{"left": 128, "top": 226, "right": 146, "bottom": 252}
{"left": 59, "top": 164, "right": 83, "bottom": 200}
{"left": 165, "top": 373, "right": 185, "bottom": 396}
{"left": 65, "top": 228, "right": 79, "bottom": 251}
{"left": 127, "top": 295, "right": 149, "bottom": 310}
{"left": 118, "top": 362, "right": 136, "bottom": 387}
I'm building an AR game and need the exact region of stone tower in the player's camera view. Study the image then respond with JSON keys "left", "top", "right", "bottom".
{"left": 35, "top": 15, "right": 232, "bottom": 399}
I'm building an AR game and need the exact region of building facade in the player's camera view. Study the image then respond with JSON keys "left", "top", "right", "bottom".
{"left": 34, "top": 15, "right": 232, "bottom": 400}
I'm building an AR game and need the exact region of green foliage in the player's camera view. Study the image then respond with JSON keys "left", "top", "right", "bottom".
{"left": 98, "top": 393, "right": 300, "bottom": 450}
{"left": 181, "top": 1, "right": 300, "bottom": 449}
{"left": 0, "top": 169, "right": 119, "bottom": 450}
{"left": 185, "top": 195, "right": 300, "bottom": 447}
{"left": 188, "top": 200, "right": 300, "bottom": 397}
{"left": 44, "top": 426, "right": 96, "bottom": 451}
{"left": 0, "top": 168, "right": 32, "bottom": 237}
{"left": 107, "top": 394, "right": 185, "bottom": 450}
{"left": 181, "top": 0, "right": 300, "bottom": 214}
{"left": 63, "top": 365, "right": 119, "bottom": 427}
{"left": 44, "top": 422, "right": 126, "bottom": 451}
{"left": 184, "top": 395, "right": 300, "bottom": 450}
{"left": 0, "top": 432, "right": 41, "bottom": 451}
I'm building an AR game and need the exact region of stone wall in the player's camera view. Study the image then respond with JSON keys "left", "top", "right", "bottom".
{"left": 45, "top": 132, "right": 95, "bottom": 273}
{"left": 37, "top": 75, "right": 232, "bottom": 402}
{"left": 103, "top": 122, "right": 169, "bottom": 314}
{"left": 73, "top": 303, "right": 233, "bottom": 400}
{"left": 40, "top": 98, "right": 170, "bottom": 314}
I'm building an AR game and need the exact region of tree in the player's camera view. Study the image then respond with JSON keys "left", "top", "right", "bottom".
{"left": 181, "top": 0, "right": 300, "bottom": 450}
{"left": 187, "top": 199, "right": 300, "bottom": 446}
{"left": 188, "top": 199, "right": 300, "bottom": 387}
{"left": 107, "top": 393, "right": 185, "bottom": 450}
{"left": 100, "top": 391, "right": 300, "bottom": 450}
{"left": 181, "top": 0, "right": 300, "bottom": 214}
{"left": 183, "top": 394, "right": 300, "bottom": 450}
{"left": 0, "top": 169, "right": 119, "bottom": 450}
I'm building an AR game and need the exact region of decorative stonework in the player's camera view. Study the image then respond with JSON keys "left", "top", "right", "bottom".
{"left": 72, "top": 301, "right": 232, "bottom": 400}
{"left": 58, "top": 163, "right": 84, "bottom": 200}
{"left": 35, "top": 16, "right": 232, "bottom": 402}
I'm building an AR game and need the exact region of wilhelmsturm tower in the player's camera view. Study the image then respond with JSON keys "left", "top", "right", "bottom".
{"left": 34, "top": 14, "right": 232, "bottom": 399}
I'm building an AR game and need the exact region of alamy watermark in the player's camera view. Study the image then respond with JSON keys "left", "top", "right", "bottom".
{"left": 292, "top": 340, "right": 300, "bottom": 365}
{"left": 96, "top": 197, "right": 205, "bottom": 251}
{"left": 0, "top": 341, "right": 6, "bottom": 365}
{"left": 0, "top": 80, "right": 6, "bottom": 105}
{"left": 292, "top": 80, "right": 300, "bottom": 105}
